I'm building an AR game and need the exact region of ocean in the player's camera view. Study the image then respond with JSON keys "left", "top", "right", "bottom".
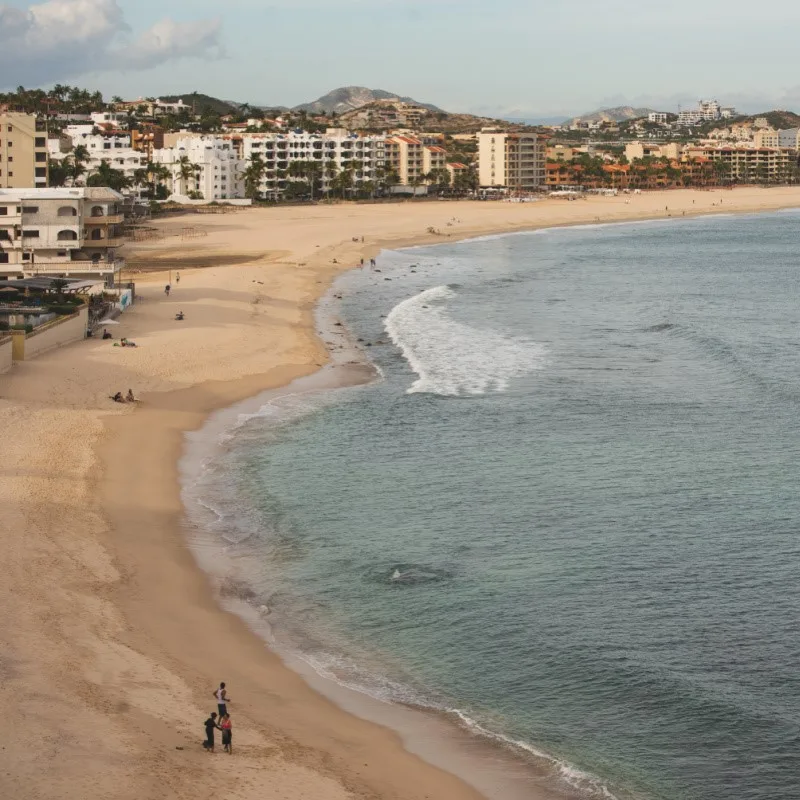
{"left": 183, "top": 210, "right": 800, "bottom": 800}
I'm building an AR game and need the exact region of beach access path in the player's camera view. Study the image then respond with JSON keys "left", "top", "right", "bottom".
{"left": 1, "top": 187, "right": 799, "bottom": 800}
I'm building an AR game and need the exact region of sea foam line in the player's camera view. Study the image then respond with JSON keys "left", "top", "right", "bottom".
{"left": 384, "top": 285, "right": 547, "bottom": 396}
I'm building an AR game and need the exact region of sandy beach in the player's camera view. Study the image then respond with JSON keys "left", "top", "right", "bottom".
{"left": 2, "top": 186, "right": 800, "bottom": 800}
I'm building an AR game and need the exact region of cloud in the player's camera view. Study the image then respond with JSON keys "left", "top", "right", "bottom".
{"left": 0, "top": 0, "right": 222, "bottom": 88}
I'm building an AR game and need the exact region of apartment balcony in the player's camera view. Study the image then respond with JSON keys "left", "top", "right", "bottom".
{"left": 19, "top": 258, "right": 125, "bottom": 277}
{"left": 84, "top": 213, "right": 123, "bottom": 225}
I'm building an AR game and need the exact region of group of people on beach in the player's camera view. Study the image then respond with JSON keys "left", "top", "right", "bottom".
{"left": 204, "top": 682, "right": 233, "bottom": 754}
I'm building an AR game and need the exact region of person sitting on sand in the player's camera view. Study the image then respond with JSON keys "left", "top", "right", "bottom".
{"left": 203, "top": 712, "right": 221, "bottom": 753}
{"left": 175, "top": 311, "right": 184, "bottom": 321}
{"left": 119, "top": 338, "right": 137, "bottom": 348}
{"left": 126, "top": 389, "right": 135, "bottom": 403}
{"left": 111, "top": 392, "right": 125, "bottom": 403}
{"left": 102, "top": 328, "right": 113, "bottom": 340}
{"left": 220, "top": 713, "right": 232, "bottom": 754}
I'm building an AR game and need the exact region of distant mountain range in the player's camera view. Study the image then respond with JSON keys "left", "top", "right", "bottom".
{"left": 568, "top": 106, "right": 660, "bottom": 125}
{"left": 292, "top": 86, "right": 442, "bottom": 115}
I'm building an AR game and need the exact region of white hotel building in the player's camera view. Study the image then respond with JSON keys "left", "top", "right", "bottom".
{"left": 240, "top": 130, "right": 388, "bottom": 197}
{"left": 151, "top": 137, "right": 243, "bottom": 200}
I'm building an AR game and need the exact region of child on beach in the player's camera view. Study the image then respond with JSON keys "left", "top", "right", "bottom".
{"left": 220, "top": 714, "right": 233, "bottom": 754}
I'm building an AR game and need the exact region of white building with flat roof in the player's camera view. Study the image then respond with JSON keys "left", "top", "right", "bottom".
{"left": 478, "top": 132, "right": 546, "bottom": 191}
{"left": 151, "top": 137, "right": 243, "bottom": 200}
{"left": 0, "top": 187, "right": 125, "bottom": 281}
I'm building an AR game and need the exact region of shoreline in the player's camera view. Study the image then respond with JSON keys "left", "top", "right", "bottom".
{"left": 3, "top": 188, "right": 800, "bottom": 800}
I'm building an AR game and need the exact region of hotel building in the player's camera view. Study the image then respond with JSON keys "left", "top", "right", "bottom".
{"left": 478, "top": 132, "right": 546, "bottom": 191}
{"left": 0, "top": 112, "right": 48, "bottom": 189}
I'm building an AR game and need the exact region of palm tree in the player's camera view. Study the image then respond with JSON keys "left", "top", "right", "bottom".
{"left": 69, "top": 145, "right": 90, "bottom": 184}
{"left": 174, "top": 154, "right": 200, "bottom": 195}
{"left": 86, "top": 159, "right": 132, "bottom": 192}
{"left": 242, "top": 154, "right": 266, "bottom": 200}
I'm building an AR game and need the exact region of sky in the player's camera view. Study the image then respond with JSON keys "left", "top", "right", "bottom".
{"left": 2, "top": 0, "right": 800, "bottom": 118}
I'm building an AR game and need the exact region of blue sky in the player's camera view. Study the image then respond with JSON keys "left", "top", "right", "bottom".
{"left": 2, "top": 0, "right": 800, "bottom": 117}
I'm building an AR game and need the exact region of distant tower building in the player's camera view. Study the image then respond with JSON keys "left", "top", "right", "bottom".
{"left": 0, "top": 112, "right": 49, "bottom": 189}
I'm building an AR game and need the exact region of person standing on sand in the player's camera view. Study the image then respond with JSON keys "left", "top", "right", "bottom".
{"left": 165, "top": 284, "right": 171, "bottom": 296}
{"left": 176, "top": 272, "right": 180, "bottom": 283}
{"left": 203, "top": 712, "right": 220, "bottom": 752}
{"left": 214, "top": 682, "right": 230, "bottom": 718}
{"left": 220, "top": 713, "right": 233, "bottom": 754}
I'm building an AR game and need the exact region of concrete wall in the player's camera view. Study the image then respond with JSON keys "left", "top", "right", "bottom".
{"left": 12, "top": 306, "right": 87, "bottom": 362}
{"left": 0, "top": 336, "right": 12, "bottom": 374}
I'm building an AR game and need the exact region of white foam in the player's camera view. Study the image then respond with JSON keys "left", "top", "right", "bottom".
{"left": 384, "top": 285, "right": 547, "bottom": 396}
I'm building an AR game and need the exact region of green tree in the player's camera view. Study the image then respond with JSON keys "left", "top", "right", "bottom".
{"left": 242, "top": 154, "right": 266, "bottom": 200}
{"left": 86, "top": 160, "right": 132, "bottom": 192}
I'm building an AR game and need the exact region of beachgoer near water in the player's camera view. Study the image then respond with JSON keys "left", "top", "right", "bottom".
{"left": 126, "top": 389, "right": 135, "bottom": 402}
{"left": 175, "top": 272, "right": 180, "bottom": 283}
{"left": 214, "top": 682, "right": 230, "bottom": 718}
{"left": 165, "top": 284, "right": 171, "bottom": 296}
{"left": 203, "top": 712, "right": 220, "bottom": 752}
{"left": 102, "top": 328, "right": 112, "bottom": 339}
{"left": 220, "top": 714, "right": 232, "bottom": 754}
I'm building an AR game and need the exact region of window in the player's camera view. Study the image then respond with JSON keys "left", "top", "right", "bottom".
{"left": 35, "top": 168, "right": 46, "bottom": 178}
{"left": 22, "top": 253, "right": 30, "bottom": 260}
{"left": 21, "top": 206, "right": 39, "bottom": 214}
{"left": 57, "top": 230, "right": 78, "bottom": 241}
{"left": 57, "top": 206, "right": 77, "bottom": 217}
{"left": 35, "top": 152, "right": 46, "bottom": 162}
{"left": 57, "top": 250, "right": 67, "bottom": 257}
{"left": 35, "top": 137, "right": 46, "bottom": 147}
{"left": 0, "top": 254, "right": 8, "bottom": 264}
{"left": 0, "top": 230, "right": 9, "bottom": 240}
{"left": 0, "top": 207, "right": 6, "bottom": 215}
{"left": 22, "top": 230, "right": 39, "bottom": 238}
{"left": 7, "top": 156, "right": 12, "bottom": 162}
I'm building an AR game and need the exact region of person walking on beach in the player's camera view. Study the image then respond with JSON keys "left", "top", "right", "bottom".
{"left": 175, "top": 272, "right": 180, "bottom": 283}
{"left": 203, "top": 712, "right": 220, "bottom": 752}
{"left": 165, "top": 284, "right": 171, "bottom": 296}
{"left": 220, "top": 713, "right": 233, "bottom": 754}
{"left": 214, "top": 682, "right": 230, "bottom": 718}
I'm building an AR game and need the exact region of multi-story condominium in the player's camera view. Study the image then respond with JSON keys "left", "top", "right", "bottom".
{"left": 0, "top": 112, "right": 48, "bottom": 189}
{"left": 0, "top": 187, "right": 125, "bottom": 281}
{"left": 131, "top": 124, "right": 165, "bottom": 161}
{"left": 754, "top": 128, "right": 780, "bottom": 148}
{"left": 648, "top": 112, "right": 669, "bottom": 124}
{"left": 625, "top": 142, "right": 684, "bottom": 162}
{"left": 683, "top": 146, "right": 797, "bottom": 182}
{"left": 677, "top": 100, "right": 737, "bottom": 127}
{"left": 151, "top": 137, "right": 243, "bottom": 200}
{"left": 241, "top": 131, "right": 387, "bottom": 196}
{"left": 385, "top": 136, "right": 447, "bottom": 184}
{"left": 778, "top": 128, "right": 800, "bottom": 150}
{"left": 477, "top": 132, "right": 546, "bottom": 191}
{"left": 57, "top": 125, "right": 146, "bottom": 185}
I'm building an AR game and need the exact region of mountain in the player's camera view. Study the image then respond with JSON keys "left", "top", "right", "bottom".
{"left": 294, "top": 86, "right": 442, "bottom": 115}
{"left": 569, "top": 106, "right": 659, "bottom": 125}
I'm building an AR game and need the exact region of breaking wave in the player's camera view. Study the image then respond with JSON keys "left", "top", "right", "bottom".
{"left": 384, "top": 285, "right": 547, "bottom": 396}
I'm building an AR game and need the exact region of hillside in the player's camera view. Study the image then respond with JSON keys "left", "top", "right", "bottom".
{"left": 569, "top": 106, "right": 659, "bottom": 124}
{"left": 294, "top": 86, "right": 441, "bottom": 115}
{"left": 743, "top": 110, "right": 800, "bottom": 129}
{"left": 158, "top": 93, "right": 239, "bottom": 115}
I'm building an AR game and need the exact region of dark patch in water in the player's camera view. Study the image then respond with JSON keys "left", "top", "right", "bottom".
{"left": 373, "top": 564, "right": 453, "bottom": 587}
{"left": 644, "top": 322, "right": 676, "bottom": 333}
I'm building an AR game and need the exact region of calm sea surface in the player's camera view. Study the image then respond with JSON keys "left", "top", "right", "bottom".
{"left": 187, "top": 211, "right": 800, "bottom": 800}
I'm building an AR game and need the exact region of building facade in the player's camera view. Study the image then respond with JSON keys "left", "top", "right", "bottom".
{"left": 0, "top": 187, "right": 125, "bottom": 280}
{"left": 152, "top": 137, "right": 243, "bottom": 200}
{"left": 478, "top": 132, "right": 546, "bottom": 191}
{"left": 0, "top": 112, "right": 48, "bottom": 189}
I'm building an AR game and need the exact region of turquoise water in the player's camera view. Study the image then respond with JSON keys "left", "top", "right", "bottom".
{"left": 190, "top": 212, "right": 800, "bottom": 800}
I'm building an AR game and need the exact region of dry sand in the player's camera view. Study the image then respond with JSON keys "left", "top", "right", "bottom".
{"left": 2, "top": 187, "right": 800, "bottom": 800}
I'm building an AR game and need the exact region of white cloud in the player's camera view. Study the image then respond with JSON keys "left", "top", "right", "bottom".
{"left": 0, "top": 0, "right": 222, "bottom": 88}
